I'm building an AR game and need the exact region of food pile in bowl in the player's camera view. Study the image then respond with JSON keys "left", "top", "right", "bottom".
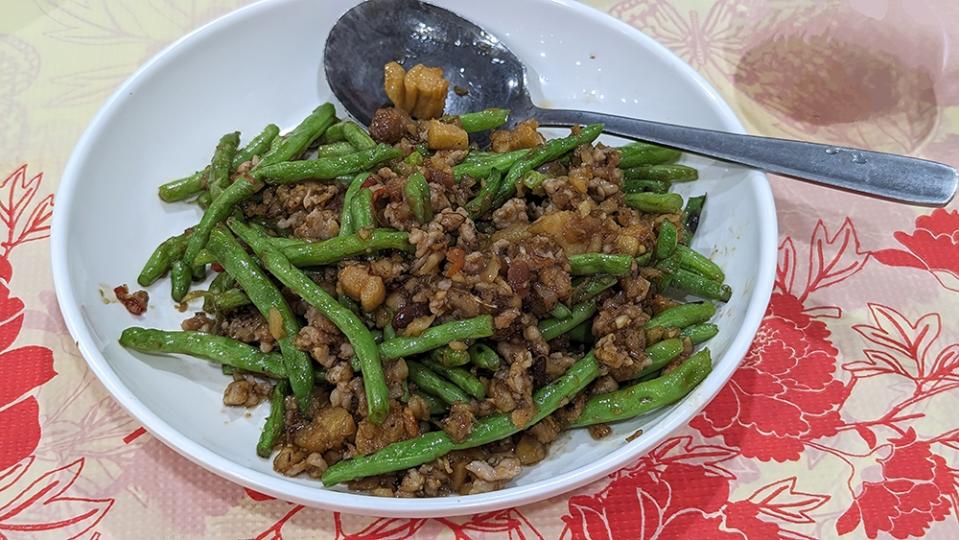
{"left": 116, "top": 61, "right": 729, "bottom": 496}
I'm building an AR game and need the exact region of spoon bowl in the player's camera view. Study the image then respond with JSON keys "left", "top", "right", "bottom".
{"left": 325, "top": 0, "right": 532, "bottom": 125}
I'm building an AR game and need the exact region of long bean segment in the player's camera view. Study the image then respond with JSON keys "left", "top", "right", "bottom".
{"left": 624, "top": 179, "right": 669, "bottom": 194}
{"left": 468, "top": 343, "right": 501, "bottom": 371}
{"left": 138, "top": 232, "right": 188, "bottom": 286}
{"left": 429, "top": 346, "right": 470, "bottom": 367}
{"left": 618, "top": 142, "right": 681, "bottom": 168}
{"left": 623, "top": 164, "right": 698, "bottom": 182}
{"left": 568, "top": 253, "right": 633, "bottom": 277}
{"left": 635, "top": 338, "right": 684, "bottom": 379}
{"left": 656, "top": 221, "right": 678, "bottom": 260}
{"left": 350, "top": 188, "right": 376, "bottom": 230}
{"left": 458, "top": 108, "right": 509, "bottom": 132}
{"left": 256, "top": 103, "right": 336, "bottom": 168}
{"left": 233, "top": 124, "right": 281, "bottom": 167}
{"left": 119, "top": 327, "right": 287, "bottom": 378}
{"left": 569, "top": 275, "right": 618, "bottom": 305}
{"left": 453, "top": 149, "right": 529, "bottom": 180}
{"left": 207, "top": 131, "right": 241, "bottom": 199}
{"left": 380, "top": 315, "right": 494, "bottom": 360}
{"left": 340, "top": 121, "right": 376, "bottom": 149}
{"left": 322, "top": 351, "right": 600, "bottom": 486}
{"left": 227, "top": 218, "right": 390, "bottom": 425}
{"left": 174, "top": 175, "right": 264, "bottom": 301}
{"left": 404, "top": 171, "right": 433, "bottom": 224}
{"left": 625, "top": 192, "right": 684, "bottom": 214}
{"left": 257, "top": 381, "right": 289, "bottom": 458}
{"left": 254, "top": 144, "right": 402, "bottom": 183}
{"left": 423, "top": 359, "right": 486, "bottom": 400}
{"left": 570, "top": 349, "right": 712, "bottom": 427}
{"left": 465, "top": 170, "right": 502, "bottom": 218}
{"left": 280, "top": 229, "right": 410, "bottom": 266}
{"left": 682, "top": 195, "right": 707, "bottom": 244}
{"left": 407, "top": 361, "right": 470, "bottom": 405}
{"left": 539, "top": 300, "right": 598, "bottom": 341}
{"left": 339, "top": 172, "right": 370, "bottom": 236}
{"left": 493, "top": 123, "right": 603, "bottom": 208}
{"left": 666, "top": 266, "right": 732, "bottom": 302}
{"left": 207, "top": 227, "right": 314, "bottom": 412}
{"left": 645, "top": 302, "right": 716, "bottom": 330}
{"left": 681, "top": 323, "right": 719, "bottom": 344}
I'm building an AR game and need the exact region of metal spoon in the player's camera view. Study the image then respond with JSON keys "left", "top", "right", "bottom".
{"left": 324, "top": 0, "right": 957, "bottom": 206}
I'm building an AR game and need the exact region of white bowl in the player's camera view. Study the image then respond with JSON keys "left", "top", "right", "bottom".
{"left": 52, "top": 0, "right": 777, "bottom": 517}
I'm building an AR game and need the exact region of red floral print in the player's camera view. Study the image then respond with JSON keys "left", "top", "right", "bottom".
{"left": 873, "top": 209, "right": 959, "bottom": 293}
{"left": 561, "top": 437, "right": 828, "bottom": 539}
{"left": 0, "top": 456, "right": 113, "bottom": 539}
{"left": 0, "top": 165, "right": 56, "bottom": 472}
{"left": 837, "top": 428, "right": 959, "bottom": 538}
{"left": 690, "top": 220, "right": 866, "bottom": 461}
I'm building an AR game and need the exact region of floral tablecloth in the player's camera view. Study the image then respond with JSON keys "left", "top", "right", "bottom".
{"left": 2, "top": 0, "right": 958, "bottom": 538}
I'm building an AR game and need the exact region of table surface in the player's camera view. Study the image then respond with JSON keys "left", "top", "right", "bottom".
{"left": 2, "top": 0, "right": 958, "bottom": 538}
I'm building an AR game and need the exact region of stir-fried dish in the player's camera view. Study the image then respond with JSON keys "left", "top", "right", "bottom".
{"left": 117, "top": 62, "right": 729, "bottom": 496}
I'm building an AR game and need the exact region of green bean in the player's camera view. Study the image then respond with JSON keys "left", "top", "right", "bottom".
{"left": 138, "top": 232, "right": 188, "bottom": 286}
{"left": 458, "top": 108, "right": 509, "bottom": 132}
{"left": 550, "top": 303, "right": 572, "bottom": 319}
{"left": 257, "top": 380, "right": 289, "bottom": 458}
{"left": 430, "top": 346, "right": 471, "bottom": 367}
{"left": 493, "top": 123, "right": 603, "bottom": 208}
{"left": 468, "top": 343, "right": 501, "bottom": 371}
{"left": 206, "top": 227, "right": 314, "bottom": 413}
{"left": 665, "top": 266, "right": 732, "bottom": 302}
{"left": 254, "top": 145, "right": 402, "bottom": 183}
{"left": 656, "top": 221, "right": 678, "bottom": 260}
{"left": 404, "top": 149, "right": 424, "bottom": 166}
{"left": 570, "top": 349, "right": 711, "bottom": 427}
{"left": 682, "top": 195, "right": 707, "bottom": 245}
{"left": 682, "top": 323, "right": 719, "bottom": 345}
{"left": 407, "top": 361, "right": 470, "bottom": 405}
{"left": 625, "top": 192, "right": 684, "bottom": 214}
{"left": 321, "top": 121, "right": 347, "bottom": 142}
{"left": 539, "top": 300, "right": 598, "bottom": 341}
{"left": 316, "top": 141, "right": 358, "bottom": 158}
{"left": 207, "top": 132, "right": 241, "bottom": 200}
{"left": 383, "top": 324, "right": 397, "bottom": 341}
{"left": 227, "top": 218, "right": 390, "bottom": 425}
{"left": 675, "top": 245, "right": 724, "bottom": 282}
{"left": 636, "top": 338, "right": 685, "bottom": 379}
{"left": 170, "top": 260, "right": 192, "bottom": 302}
{"left": 422, "top": 359, "right": 485, "bottom": 400}
{"left": 453, "top": 149, "right": 529, "bottom": 180}
{"left": 350, "top": 188, "right": 375, "bottom": 230}
{"left": 257, "top": 103, "right": 337, "bottom": 168}
{"left": 635, "top": 251, "right": 653, "bottom": 267}
{"left": 568, "top": 253, "right": 633, "bottom": 277}
{"left": 622, "top": 164, "right": 698, "bottom": 182}
{"left": 521, "top": 170, "right": 548, "bottom": 192}
{"left": 175, "top": 175, "right": 264, "bottom": 301}
{"left": 568, "top": 320, "right": 594, "bottom": 343}
{"left": 159, "top": 171, "right": 206, "bottom": 203}
{"left": 379, "top": 315, "right": 494, "bottom": 360}
{"left": 215, "top": 230, "right": 409, "bottom": 268}
{"left": 191, "top": 263, "right": 206, "bottom": 281}
{"left": 417, "top": 392, "right": 447, "bottom": 416}
{"left": 119, "top": 327, "right": 287, "bottom": 378}
{"left": 196, "top": 191, "right": 212, "bottom": 208}
{"left": 203, "top": 270, "right": 237, "bottom": 312}
{"left": 212, "top": 288, "right": 251, "bottom": 311}
{"left": 339, "top": 172, "right": 370, "bottom": 237}
{"left": 645, "top": 302, "right": 716, "bottom": 330}
{"left": 339, "top": 121, "right": 376, "bottom": 149}
{"left": 322, "top": 351, "right": 599, "bottom": 486}
{"left": 623, "top": 179, "right": 669, "bottom": 194}
{"left": 234, "top": 124, "right": 281, "bottom": 167}
{"left": 465, "top": 170, "right": 502, "bottom": 218}
{"left": 617, "top": 142, "right": 681, "bottom": 168}
{"left": 338, "top": 292, "right": 362, "bottom": 317}
{"left": 569, "top": 275, "right": 618, "bottom": 305}
{"left": 404, "top": 171, "right": 433, "bottom": 224}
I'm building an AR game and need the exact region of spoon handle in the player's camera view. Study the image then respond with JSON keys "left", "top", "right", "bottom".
{"left": 535, "top": 107, "right": 957, "bottom": 206}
